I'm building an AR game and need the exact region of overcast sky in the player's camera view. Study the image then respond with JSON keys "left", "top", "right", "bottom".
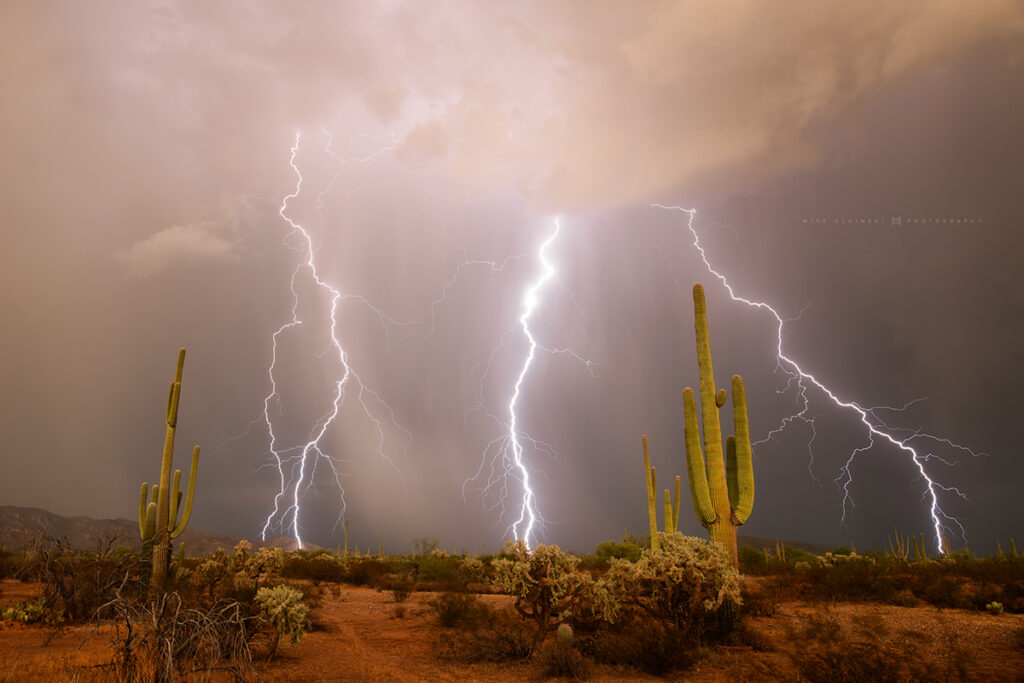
{"left": 2, "top": 1, "right": 1022, "bottom": 555}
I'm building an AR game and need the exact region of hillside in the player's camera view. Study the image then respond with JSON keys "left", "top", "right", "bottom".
{"left": 0, "top": 505, "right": 248, "bottom": 556}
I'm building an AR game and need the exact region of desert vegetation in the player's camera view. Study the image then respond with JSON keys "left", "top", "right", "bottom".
{"left": 2, "top": 531, "right": 1024, "bottom": 680}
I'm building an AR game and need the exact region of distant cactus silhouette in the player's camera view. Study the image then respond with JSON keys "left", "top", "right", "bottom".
{"left": 138, "top": 348, "right": 200, "bottom": 593}
{"left": 682, "top": 284, "right": 754, "bottom": 568}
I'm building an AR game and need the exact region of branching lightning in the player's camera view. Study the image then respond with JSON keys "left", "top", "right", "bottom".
{"left": 260, "top": 131, "right": 412, "bottom": 549}
{"left": 655, "top": 204, "right": 986, "bottom": 553}
{"left": 463, "top": 218, "right": 596, "bottom": 549}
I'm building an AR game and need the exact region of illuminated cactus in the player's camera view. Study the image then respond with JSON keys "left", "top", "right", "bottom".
{"left": 138, "top": 348, "right": 200, "bottom": 593}
{"left": 641, "top": 435, "right": 660, "bottom": 550}
{"left": 683, "top": 284, "right": 754, "bottom": 569}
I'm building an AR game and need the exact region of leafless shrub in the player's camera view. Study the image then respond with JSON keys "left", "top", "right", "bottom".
{"left": 99, "top": 590, "right": 264, "bottom": 682}
{"left": 32, "top": 532, "right": 138, "bottom": 621}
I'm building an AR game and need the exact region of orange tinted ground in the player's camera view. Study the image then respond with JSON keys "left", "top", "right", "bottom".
{"left": 2, "top": 579, "right": 1023, "bottom": 681}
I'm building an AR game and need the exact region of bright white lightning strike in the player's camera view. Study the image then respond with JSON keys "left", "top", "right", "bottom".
{"left": 508, "top": 221, "right": 561, "bottom": 547}
{"left": 655, "top": 204, "right": 983, "bottom": 554}
{"left": 260, "top": 131, "right": 409, "bottom": 549}
{"left": 464, "top": 218, "right": 593, "bottom": 550}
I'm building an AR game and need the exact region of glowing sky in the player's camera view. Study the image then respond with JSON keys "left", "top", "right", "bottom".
{"left": 2, "top": 1, "right": 1022, "bottom": 554}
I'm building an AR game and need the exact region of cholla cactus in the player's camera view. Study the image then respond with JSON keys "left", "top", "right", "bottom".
{"left": 605, "top": 532, "right": 740, "bottom": 640}
{"left": 243, "top": 547, "right": 287, "bottom": 589}
{"left": 493, "top": 541, "right": 616, "bottom": 643}
{"left": 458, "top": 557, "right": 486, "bottom": 584}
{"left": 230, "top": 540, "right": 253, "bottom": 572}
{"left": 255, "top": 585, "right": 310, "bottom": 657}
{"left": 195, "top": 558, "right": 229, "bottom": 597}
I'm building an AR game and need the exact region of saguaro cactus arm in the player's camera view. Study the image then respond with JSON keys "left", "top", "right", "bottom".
{"left": 641, "top": 435, "right": 660, "bottom": 550}
{"left": 672, "top": 475, "right": 681, "bottom": 531}
{"left": 728, "top": 374, "right": 754, "bottom": 525}
{"left": 138, "top": 483, "right": 150, "bottom": 539}
{"left": 683, "top": 388, "right": 716, "bottom": 527}
{"left": 663, "top": 489, "right": 672, "bottom": 532}
{"left": 170, "top": 445, "right": 199, "bottom": 538}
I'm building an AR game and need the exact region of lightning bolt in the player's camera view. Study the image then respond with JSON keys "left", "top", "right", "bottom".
{"left": 260, "top": 131, "right": 411, "bottom": 549}
{"left": 463, "top": 218, "right": 596, "bottom": 549}
{"left": 655, "top": 204, "right": 985, "bottom": 554}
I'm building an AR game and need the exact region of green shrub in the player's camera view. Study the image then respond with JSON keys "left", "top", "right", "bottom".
{"left": 738, "top": 545, "right": 767, "bottom": 569}
{"left": 1, "top": 598, "right": 64, "bottom": 625}
{"left": 595, "top": 539, "right": 643, "bottom": 563}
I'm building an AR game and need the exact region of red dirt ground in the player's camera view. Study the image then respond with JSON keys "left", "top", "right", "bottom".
{"left": 2, "top": 579, "right": 1023, "bottom": 681}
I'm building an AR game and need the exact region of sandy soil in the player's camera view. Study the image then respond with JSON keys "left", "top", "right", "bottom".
{"left": 2, "top": 579, "right": 1023, "bottom": 681}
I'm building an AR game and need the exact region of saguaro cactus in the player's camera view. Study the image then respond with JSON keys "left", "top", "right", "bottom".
{"left": 683, "top": 284, "right": 754, "bottom": 568}
{"left": 641, "top": 437, "right": 684, "bottom": 548}
{"left": 138, "top": 348, "right": 200, "bottom": 593}
{"left": 641, "top": 435, "right": 660, "bottom": 550}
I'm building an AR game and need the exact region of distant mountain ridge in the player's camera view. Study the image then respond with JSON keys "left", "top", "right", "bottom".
{"left": 0, "top": 505, "right": 251, "bottom": 556}
{"left": 1, "top": 505, "right": 827, "bottom": 558}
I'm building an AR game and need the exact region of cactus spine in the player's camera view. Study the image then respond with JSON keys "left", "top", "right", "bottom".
{"left": 682, "top": 284, "right": 754, "bottom": 568}
{"left": 138, "top": 348, "right": 200, "bottom": 594}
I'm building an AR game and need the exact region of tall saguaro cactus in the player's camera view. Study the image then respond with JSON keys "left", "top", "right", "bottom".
{"left": 138, "top": 348, "right": 200, "bottom": 593}
{"left": 683, "top": 284, "right": 754, "bottom": 568}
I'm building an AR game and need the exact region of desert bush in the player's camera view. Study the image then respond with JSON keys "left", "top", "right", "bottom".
{"left": 790, "top": 614, "right": 947, "bottom": 682}
{"left": 538, "top": 624, "right": 591, "bottom": 680}
{"left": 605, "top": 532, "right": 740, "bottom": 644}
{"left": 595, "top": 538, "right": 644, "bottom": 564}
{"left": 1, "top": 598, "right": 64, "bottom": 625}
{"left": 0, "top": 549, "right": 28, "bottom": 580}
{"left": 738, "top": 545, "right": 767, "bottom": 569}
{"left": 383, "top": 573, "right": 415, "bottom": 602}
{"left": 583, "top": 615, "right": 704, "bottom": 675}
{"left": 437, "top": 604, "right": 536, "bottom": 662}
{"left": 493, "top": 540, "right": 616, "bottom": 645}
{"left": 415, "top": 552, "right": 465, "bottom": 588}
{"left": 429, "top": 590, "right": 488, "bottom": 628}
{"left": 345, "top": 557, "right": 391, "bottom": 587}
{"left": 740, "top": 580, "right": 779, "bottom": 617}
{"left": 255, "top": 585, "right": 311, "bottom": 656}
{"left": 31, "top": 533, "right": 138, "bottom": 620}
{"left": 282, "top": 552, "right": 347, "bottom": 584}
{"left": 101, "top": 591, "right": 260, "bottom": 682}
